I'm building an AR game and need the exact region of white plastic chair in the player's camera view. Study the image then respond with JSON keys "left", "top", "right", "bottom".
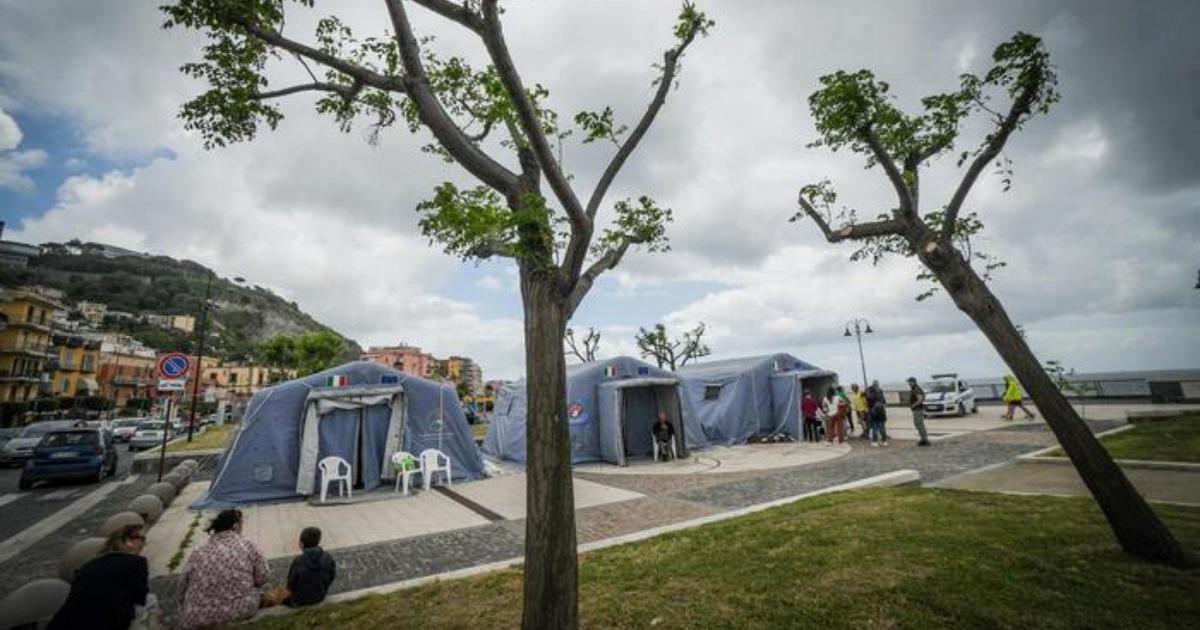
{"left": 419, "top": 448, "right": 452, "bottom": 490}
{"left": 652, "top": 433, "right": 678, "bottom": 461}
{"left": 391, "top": 451, "right": 421, "bottom": 496}
{"left": 318, "top": 456, "right": 352, "bottom": 503}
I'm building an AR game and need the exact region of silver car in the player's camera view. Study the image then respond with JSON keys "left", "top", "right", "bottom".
{"left": 128, "top": 421, "right": 173, "bottom": 452}
{"left": 0, "top": 420, "right": 80, "bottom": 467}
{"left": 110, "top": 418, "right": 144, "bottom": 442}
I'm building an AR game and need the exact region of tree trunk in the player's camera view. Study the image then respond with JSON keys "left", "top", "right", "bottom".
{"left": 519, "top": 271, "right": 580, "bottom": 630}
{"left": 924, "top": 244, "right": 1193, "bottom": 567}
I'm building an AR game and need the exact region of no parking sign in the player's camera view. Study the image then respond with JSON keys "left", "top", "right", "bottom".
{"left": 158, "top": 353, "right": 191, "bottom": 380}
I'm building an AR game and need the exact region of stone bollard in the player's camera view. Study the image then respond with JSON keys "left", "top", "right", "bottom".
{"left": 180, "top": 458, "right": 200, "bottom": 470}
{"left": 169, "top": 465, "right": 192, "bottom": 481}
{"left": 147, "top": 482, "right": 177, "bottom": 505}
{"left": 163, "top": 472, "right": 188, "bottom": 491}
{"left": 60, "top": 537, "right": 106, "bottom": 581}
{"left": 129, "top": 494, "right": 164, "bottom": 523}
{"left": 0, "top": 578, "right": 71, "bottom": 628}
{"left": 99, "top": 511, "right": 146, "bottom": 538}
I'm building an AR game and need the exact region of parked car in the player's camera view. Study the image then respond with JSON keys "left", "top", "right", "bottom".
{"left": 0, "top": 420, "right": 80, "bottom": 468}
{"left": 19, "top": 427, "right": 119, "bottom": 489}
{"left": 110, "top": 418, "right": 143, "bottom": 442}
{"left": 128, "top": 421, "right": 173, "bottom": 452}
{"left": 923, "top": 373, "right": 978, "bottom": 417}
{"left": 0, "top": 427, "right": 20, "bottom": 447}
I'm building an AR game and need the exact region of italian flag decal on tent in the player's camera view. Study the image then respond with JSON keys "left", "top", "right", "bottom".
{"left": 325, "top": 374, "right": 348, "bottom": 387}
{"left": 603, "top": 365, "right": 618, "bottom": 378}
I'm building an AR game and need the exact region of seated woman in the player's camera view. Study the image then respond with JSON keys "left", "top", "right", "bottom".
{"left": 178, "top": 509, "right": 270, "bottom": 630}
{"left": 49, "top": 524, "right": 149, "bottom": 630}
{"left": 652, "top": 412, "right": 676, "bottom": 461}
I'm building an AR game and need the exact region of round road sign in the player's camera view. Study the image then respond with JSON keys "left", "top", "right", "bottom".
{"left": 158, "top": 353, "right": 191, "bottom": 379}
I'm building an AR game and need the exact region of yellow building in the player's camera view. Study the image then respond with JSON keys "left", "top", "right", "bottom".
{"left": 49, "top": 334, "right": 102, "bottom": 398}
{"left": 204, "top": 363, "right": 293, "bottom": 395}
{"left": 0, "top": 287, "right": 63, "bottom": 403}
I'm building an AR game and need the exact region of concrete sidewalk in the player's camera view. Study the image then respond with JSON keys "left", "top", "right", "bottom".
{"left": 940, "top": 461, "right": 1200, "bottom": 505}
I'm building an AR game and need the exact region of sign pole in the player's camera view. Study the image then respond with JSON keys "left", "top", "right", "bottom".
{"left": 157, "top": 395, "right": 172, "bottom": 482}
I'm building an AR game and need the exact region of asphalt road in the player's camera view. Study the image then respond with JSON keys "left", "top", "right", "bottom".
{"left": 0, "top": 441, "right": 138, "bottom": 544}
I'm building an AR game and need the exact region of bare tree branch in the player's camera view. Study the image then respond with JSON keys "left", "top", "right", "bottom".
{"left": 564, "top": 327, "right": 600, "bottom": 363}
{"left": 860, "top": 125, "right": 914, "bottom": 215}
{"left": 409, "top": 0, "right": 484, "bottom": 33}
{"left": 942, "top": 80, "right": 1038, "bottom": 240}
{"left": 251, "top": 81, "right": 360, "bottom": 101}
{"left": 797, "top": 195, "right": 905, "bottom": 243}
{"left": 383, "top": 0, "right": 521, "bottom": 194}
{"left": 234, "top": 18, "right": 406, "bottom": 93}
{"left": 565, "top": 239, "right": 632, "bottom": 318}
{"left": 479, "top": 0, "right": 588, "bottom": 230}
{"left": 584, "top": 24, "right": 702, "bottom": 223}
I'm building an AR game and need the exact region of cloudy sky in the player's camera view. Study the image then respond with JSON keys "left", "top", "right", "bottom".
{"left": 1, "top": 0, "right": 1197, "bottom": 382}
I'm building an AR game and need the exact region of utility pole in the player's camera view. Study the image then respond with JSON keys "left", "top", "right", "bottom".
{"left": 185, "top": 272, "right": 214, "bottom": 443}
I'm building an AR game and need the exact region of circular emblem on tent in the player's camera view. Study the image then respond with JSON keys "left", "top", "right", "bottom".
{"left": 567, "top": 400, "right": 589, "bottom": 425}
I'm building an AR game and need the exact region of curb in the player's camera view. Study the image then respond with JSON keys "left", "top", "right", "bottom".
{"left": 246, "top": 468, "right": 920, "bottom": 623}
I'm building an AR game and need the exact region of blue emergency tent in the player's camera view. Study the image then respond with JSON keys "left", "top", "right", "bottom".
{"left": 677, "top": 353, "right": 838, "bottom": 445}
{"left": 482, "top": 356, "right": 707, "bottom": 466}
{"left": 194, "top": 361, "right": 485, "bottom": 508}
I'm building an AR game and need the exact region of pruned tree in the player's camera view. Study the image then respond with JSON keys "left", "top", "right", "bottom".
{"left": 564, "top": 326, "right": 600, "bottom": 363}
{"left": 791, "top": 32, "right": 1190, "bottom": 566}
{"left": 162, "top": 1, "right": 714, "bottom": 625}
{"left": 635, "top": 322, "right": 710, "bottom": 371}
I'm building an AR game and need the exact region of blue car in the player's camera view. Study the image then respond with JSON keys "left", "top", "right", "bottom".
{"left": 19, "top": 428, "right": 118, "bottom": 490}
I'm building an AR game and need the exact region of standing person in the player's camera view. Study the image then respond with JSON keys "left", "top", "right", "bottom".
{"left": 867, "top": 380, "right": 889, "bottom": 444}
{"left": 178, "top": 509, "right": 271, "bottom": 630}
{"left": 1001, "top": 374, "right": 1036, "bottom": 420}
{"left": 850, "top": 384, "right": 869, "bottom": 439}
{"left": 907, "top": 377, "right": 931, "bottom": 446}
{"left": 867, "top": 395, "right": 887, "bottom": 446}
{"left": 283, "top": 527, "right": 337, "bottom": 608}
{"left": 836, "top": 385, "right": 854, "bottom": 436}
{"left": 800, "top": 389, "right": 821, "bottom": 443}
{"left": 820, "top": 388, "right": 845, "bottom": 445}
{"left": 48, "top": 525, "right": 149, "bottom": 630}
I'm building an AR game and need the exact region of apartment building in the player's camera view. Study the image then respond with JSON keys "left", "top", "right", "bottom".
{"left": 0, "top": 287, "right": 63, "bottom": 402}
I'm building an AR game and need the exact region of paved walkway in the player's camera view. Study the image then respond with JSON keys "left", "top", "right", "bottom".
{"left": 942, "top": 461, "right": 1200, "bottom": 505}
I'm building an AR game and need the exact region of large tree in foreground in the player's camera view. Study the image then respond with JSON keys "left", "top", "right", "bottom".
{"left": 792, "top": 32, "right": 1191, "bottom": 566}
{"left": 163, "top": 1, "right": 713, "bottom": 625}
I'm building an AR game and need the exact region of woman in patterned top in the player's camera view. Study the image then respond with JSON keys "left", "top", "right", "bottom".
{"left": 177, "top": 509, "right": 269, "bottom": 629}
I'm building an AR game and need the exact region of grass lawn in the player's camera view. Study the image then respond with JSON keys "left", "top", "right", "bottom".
{"left": 164, "top": 423, "right": 235, "bottom": 453}
{"left": 1050, "top": 413, "right": 1200, "bottom": 463}
{"left": 471, "top": 423, "right": 488, "bottom": 440}
{"left": 244, "top": 487, "right": 1200, "bottom": 629}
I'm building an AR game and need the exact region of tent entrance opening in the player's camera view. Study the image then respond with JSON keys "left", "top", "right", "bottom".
{"left": 620, "top": 384, "right": 684, "bottom": 461}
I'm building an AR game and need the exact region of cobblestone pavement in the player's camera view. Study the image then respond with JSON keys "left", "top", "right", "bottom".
{"left": 574, "top": 496, "right": 719, "bottom": 544}
{"left": 151, "top": 522, "right": 525, "bottom": 622}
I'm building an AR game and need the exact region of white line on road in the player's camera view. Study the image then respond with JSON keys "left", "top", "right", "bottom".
{"left": 38, "top": 489, "right": 80, "bottom": 502}
{"left": 0, "top": 481, "right": 121, "bottom": 566}
{"left": 0, "top": 494, "right": 20, "bottom": 509}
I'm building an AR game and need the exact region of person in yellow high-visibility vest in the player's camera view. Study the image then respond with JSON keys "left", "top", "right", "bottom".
{"left": 1001, "top": 374, "right": 1036, "bottom": 420}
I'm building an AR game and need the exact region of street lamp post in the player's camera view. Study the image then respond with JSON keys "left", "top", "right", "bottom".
{"left": 185, "top": 272, "right": 215, "bottom": 443}
{"left": 843, "top": 318, "right": 874, "bottom": 387}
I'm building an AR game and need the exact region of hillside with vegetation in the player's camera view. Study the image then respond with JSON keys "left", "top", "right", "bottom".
{"left": 0, "top": 241, "right": 362, "bottom": 361}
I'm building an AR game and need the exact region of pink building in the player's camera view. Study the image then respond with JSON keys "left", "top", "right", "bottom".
{"left": 362, "top": 345, "right": 434, "bottom": 378}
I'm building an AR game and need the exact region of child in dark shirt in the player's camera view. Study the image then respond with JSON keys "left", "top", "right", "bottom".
{"left": 284, "top": 527, "right": 337, "bottom": 607}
